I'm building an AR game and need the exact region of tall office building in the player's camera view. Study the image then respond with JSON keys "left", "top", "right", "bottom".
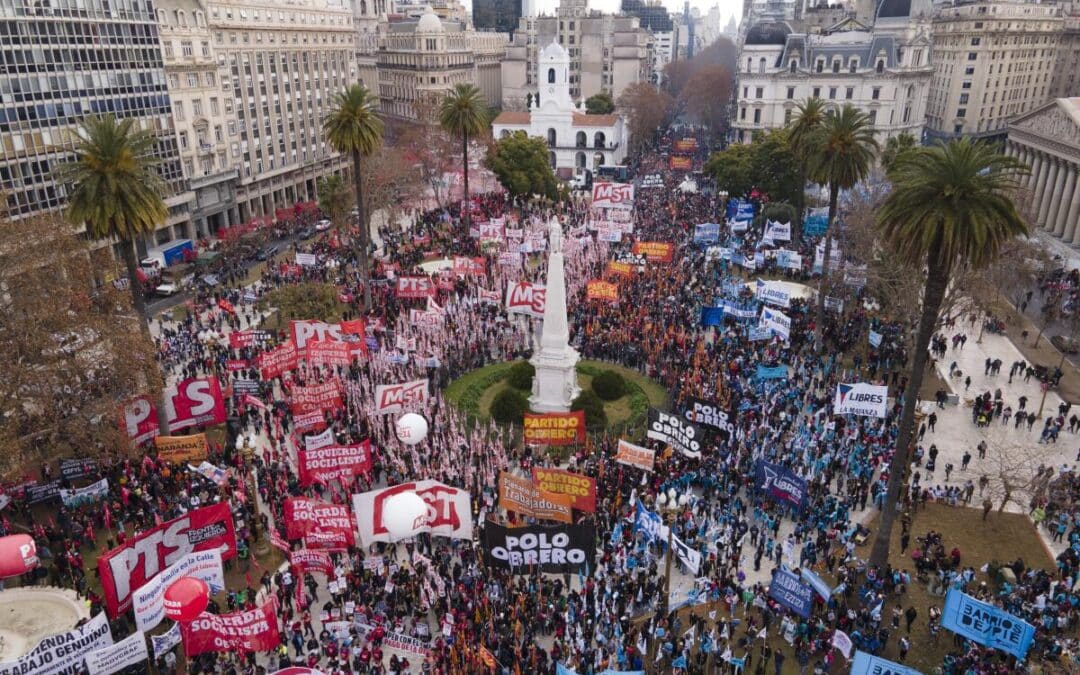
{"left": 1050, "top": 1, "right": 1080, "bottom": 99}
{"left": 0, "top": 0, "right": 185, "bottom": 245}
{"left": 472, "top": 0, "right": 521, "bottom": 35}
{"left": 207, "top": 0, "right": 355, "bottom": 223}
{"left": 925, "top": 0, "right": 1062, "bottom": 142}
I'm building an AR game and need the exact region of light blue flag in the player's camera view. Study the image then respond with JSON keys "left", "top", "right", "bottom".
{"left": 556, "top": 663, "right": 578, "bottom": 675}
{"left": 941, "top": 588, "right": 1036, "bottom": 660}
{"left": 672, "top": 655, "right": 687, "bottom": 668}
{"left": 850, "top": 650, "right": 922, "bottom": 675}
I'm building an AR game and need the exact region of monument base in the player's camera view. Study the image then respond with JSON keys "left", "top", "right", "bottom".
{"left": 529, "top": 348, "right": 581, "bottom": 413}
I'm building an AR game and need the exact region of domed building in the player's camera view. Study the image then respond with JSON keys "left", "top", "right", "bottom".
{"left": 492, "top": 40, "right": 628, "bottom": 178}
{"left": 732, "top": 4, "right": 932, "bottom": 144}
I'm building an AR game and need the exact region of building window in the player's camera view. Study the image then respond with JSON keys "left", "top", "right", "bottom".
{"left": 785, "top": 109, "right": 792, "bottom": 124}
{"left": 790, "top": 60, "right": 797, "bottom": 73}
{"left": 758, "top": 58, "right": 766, "bottom": 73}
{"left": 740, "top": 107, "right": 746, "bottom": 120}
{"left": 845, "top": 87, "right": 854, "bottom": 99}
{"left": 965, "top": 66, "right": 975, "bottom": 75}
{"left": 954, "top": 124, "right": 964, "bottom": 133}
{"left": 547, "top": 128, "right": 556, "bottom": 146}
{"left": 871, "top": 87, "right": 880, "bottom": 100}
{"left": 175, "top": 101, "right": 185, "bottom": 120}
{"left": 182, "top": 40, "right": 193, "bottom": 56}
{"left": 876, "top": 59, "right": 884, "bottom": 73}
{"left": 753, "top": 108, "right": 761, "bottom": 123}
{"left": 868, "top": 109, "right": 877, "bottom": 124}
{"left": 816, "top": 59, "right": 824, "bottom": 73}
{"left": 849, "top": 58, "right": 858, "bottom": 73}
{"left": 202, "top": 41, "right": 211, "bottom": 57}
{"left": 164, "top": 41, "right": 174, "bottom": 59}
{"left": 956, "top": 108, "right": 967, "bottom": 118}
{"left": 188, "top": 73, "right": 198, "bottom": 87}
{"left": 755, "top": 87, "right": 763, "bottom": 98}
{"left": 832, "top": 59, "right": 840, "bottom": 73}
{"left": 959, "top": 93, "right": 969, "bottom": 104}
{"left": 548, "top": 68, "right": 555, "bottom": 84}
{"left": 828, "top": 87, "right": 837, "bottom": 99}
{"left": 971, "top": 37, "right": 981, "bottom": 46}
{"left": 576, "top": 131, "right": 586, "bottom": 147}
{"left": 179, "top": 131, "right": 189, "bottom": 149}
{"left": 968, "top": 52, "right": 977, "bottom": 60}
{"left": 786, "top": 86, "right": 795, "bottom": 99}
{"left": 193, "top": 99, "right": 202, "bottom": 115}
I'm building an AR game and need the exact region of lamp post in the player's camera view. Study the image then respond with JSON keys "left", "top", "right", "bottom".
{"left": 648, "top": 489, "right": 688, "bottom": 673}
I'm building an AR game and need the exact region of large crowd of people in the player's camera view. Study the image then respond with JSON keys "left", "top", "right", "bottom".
{"left": 2, "top": 126, "right": 1079, "bottom": 675}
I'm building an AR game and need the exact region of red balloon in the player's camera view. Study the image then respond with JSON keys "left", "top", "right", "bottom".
{"left": 163, "top": 577, "right": 210, "bottom": 622}
{"left": 0, "top": 535, "right": 38, "bottom": 579}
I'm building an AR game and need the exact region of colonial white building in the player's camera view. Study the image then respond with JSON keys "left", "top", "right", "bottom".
{"left": 491, "top": 41, "right": 629, "bottom": 176}
{"left": 733, "top": 0, "right": 933, "bottom": 143}
{"left": 1006, "top": 98, "right": 1080, "bottom": 246}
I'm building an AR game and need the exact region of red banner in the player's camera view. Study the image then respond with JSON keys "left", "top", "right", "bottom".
{"left": 531, "top": 467, "right": 597, "bottom": 512}
{"left": 373, "top": 379, "right": 429, "bottom": 415}
{"left": 166, "top": 376, "right": 227, "bottom": 431}
{"left": 293, "top": 410, "right": 327, "bottom": 434}
{"left": 585, "top": 280, "right": 619, "bottom": 302}
{"left": 288, "top": 548, "right": 334, "bottom": 575}
{"left": 283, "top": 497, "right": 354, "bottom": 548}
{"left": 632, "top": 241, "right": 675, "bottom": 263}
{"left": 505, "top": 281, "right": 546, "bottom": 318}
{"left": 98, "top": 503, "right": 237, "bottom": 617}
{"left": 290, "top": 379, "right": 343, "bottom": 416}
{"left": 396, "top": 276, "right": 436, "bottom": 299}
{"left": 258, "top": 341, "right": 298, "bottom": 380}
{"left": 225, "top": 359, "right": 249, "bottom": 371}
{"left": 181, "top": 600, "right": 280, "bottom": 656}
{"left": 340, "top": 319, "right": 367, "bottom": 336}
{"left": 297, "top": 440, "right": 372, "bottom": 486}
{"left": 119, "top": 395, "right": 159, "bottom": 445}
{"left": 674, "top": 138, "right": 697, "bottom": 152}
{"left": 290, "top": 320, "right": 350, "bottom": 352}
{"left": 669, "top": 156, "right": 692, "bottom": 171}
{"left": 522, "top": 411, "right": 586, "bottom": 446}
{"left": 606, "top": 261, "right": 634, "bottom": 278}
{"left": 306, "top": 340, "right": 364, "bottom": 368}
{"left": 228, "top": 329, "right": 270, "bottom": 349}
{"left": 452, "top": 256, "right": 486, "bottom": 277}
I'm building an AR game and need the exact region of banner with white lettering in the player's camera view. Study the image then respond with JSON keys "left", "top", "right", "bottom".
{"left": 0, "top": 613, "right": 112, "bottom": 675}
{"left": 353, "top": 481, "right": 473, "bottom": 546}
{"left": 483, "top": 522, "right": 595, "bottom": 573}
{"left": 373, "top": 379, "right": 429, "bottom": 414}
{"left": 283, "top": 497, "right": 355, "bottom": 548}
{"left": 152, "top": 622, "right": 182, "bottom": 658}
{"left": 591, "top": 181, "right": 634, "bottom": 210}
{"left": 671, "top": 534, "right": 702, "bottom": 575}
{"left": 646, "top": 409, "right": 703, "bottom": 458}
{"left": 505, "top": 281, "right": 546, "bottom": 318}
{"left": 833, "top": 383, "right": 889, "bottom": 418}
{"left": 85, "top": 631, "right": 148, "bottom": 675}
{"left": 180, "top": 599, "right": 280, "bottom": 656}
{"left": 760, "top": 307, "right": 791, "bottom": 341}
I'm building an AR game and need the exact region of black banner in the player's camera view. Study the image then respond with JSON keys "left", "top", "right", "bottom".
{"left": 25, "top": 480, "right": 61, "bottom": 504}
{"left": 60, "top": 458, "right": 99, "bottom": 482}
{"left": 483, "top": 523, "right": 595, "bottom": 573}
{"left": 646, "top": 409, "right": 703, "bottom": 458}
{"left": 681, "top": 397, "right": 735, "bottom": 441}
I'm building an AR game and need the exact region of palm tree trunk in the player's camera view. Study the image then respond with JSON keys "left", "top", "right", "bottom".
{"left": 119, "top": 238, "right": 170, "bottom": 435}
{"left": 352, "top": 150, "right": 371, "bottom": 312}
{"left": 462, "top": 131, "right": 471, "bottom": 229}
{"left": 793, "top": 165, "right": 806, "bottom": 249}
{"left": 868, "top": 256, "right": 950, "bottom": 568}
{"left": 814, "top": 183, "right": 839, "bottom": 350}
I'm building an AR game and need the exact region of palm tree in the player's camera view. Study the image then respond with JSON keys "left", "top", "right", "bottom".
{"left": 868, "top": 139, "right": 1028, "bottom": 568}
{"left": 786, "top": 97, "right": 827, "bottom": 246}
{"left": 439, "top": 83, "right": 488, "bottom": 229}
{"left": 55, "top": 114, "right": 171, "bottom": 433}
{"left": 806, "top": 104, "right": 878, "bottom": 349}
{"left": 882, "top": 133, "right": 917, "bottom": 172}
{"left": 323, "top": 85, "right": 384, "bottom": 310}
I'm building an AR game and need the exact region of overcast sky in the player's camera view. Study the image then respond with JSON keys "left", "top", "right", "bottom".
{"left": 464, "top": 0, "right": 743, "bottom": 29}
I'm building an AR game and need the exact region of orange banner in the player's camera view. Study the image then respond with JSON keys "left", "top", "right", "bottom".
{"left": 153, "top": 433, "right": 208, "bottom": 463}
{"left": 674, "top": 138, "right": 697, "bottom": 152}
{"left": 669, "top": 156, "right": 692, "bottom": 170}
{"left": 606, "top": 261, "right": 634, "bottom": 278}
{"left": 586, "top": 280, "right": 619, "bottom": 302}
{"left": 632, "top": 241, "right": 675, "bottom": 263}
{"left": 522, "top": 411, "right": 585, "bottom": 446}
{"left": 531, "top": 467, "right": 596, "bottom": 512}
{"left": 614, "top": 439, "right": 656, "bottom": 472}
{"left": 498, "top": 472, "right": 574, "bottom": 523}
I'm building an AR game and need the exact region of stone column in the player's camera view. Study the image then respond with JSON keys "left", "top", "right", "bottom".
{"left": 1064, "top": 178, "right": 1080, "bottom": 244}
{"left": 1046, "top": 161, "right": 1070, "bottom": 234}
{"left": 1036, "top": 155, "right": 1056, "bottom": 227}
{"left": 1032, "top": 153, "right": 1049, "bottom": 223}
{"left": 1053, "top": 164, "right": 1076, "bottom": 237}
{"left": 1027, "top": 150, "right": 1044, "bottom": 195}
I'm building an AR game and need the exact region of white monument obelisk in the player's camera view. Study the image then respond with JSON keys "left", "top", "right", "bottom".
{"left": 530, "top": 217, "right": 580, "bottom": 412}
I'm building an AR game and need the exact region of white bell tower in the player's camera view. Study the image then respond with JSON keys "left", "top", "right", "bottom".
{"left": 534, "top": 40, "right": 576, "bottom": 111}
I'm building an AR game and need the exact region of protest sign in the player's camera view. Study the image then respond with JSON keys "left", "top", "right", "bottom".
{"left": 531, "top": 467, "right": 596, "bottom": 512}
{"left": 353, "top": 481, "right": 473, "bottom": 545}
{"left": 152, "top": 622, "right": 182, "bottom": 658}
{"left": 290, "top": 379, "right": 343, "bottom": 416}
{"left": 257, "top": 341, "right": 299, "bottom": 379}
{"left": 498, "top": 472, "right": 573, "bottom": 523}
{"left": 373, "top": 379, "right": 429, "bottom": 414}
{"left": 483, "top": 522, "right": 595, "bottom": 572}
{"left": 834, "top": 383, "right": 889, "bottom": 418}
{"left": 614, "top": 439, "right": 655, "bottom": 472}
{"left": 180, "top": 600, "right": 280, "bottom": 655}
{"left": 585, "top": 280, "right": 619, "bottom": 302}
{"left": 941, "top": 589, "right": 1035, "bottom": 659}
{"left": 59, "top": 478, "right": 109, "bottom": 508}
{"left": 0, "top": 613, "right": 112, "bottom": 675}
{"left": 132, "top": 548, "right": 225, "bottom": 632}
{"left": 522, "top": 411, "right": 585, "bottom": 445}
{"left": 154, "top": 433, "right": 209, "bottom": 463}
{"left": 297, "top": 441, "right": 372, "bottom": 487}
{"left": 681, "top": 397, "right": 735, "bottom": 440}
{"left": 85, "top": 631, "right": 148, "bottom": 675}
{"left": 395, "top": 276, "right": 436, "bottom": 299}
{"left": 754, "top": 460, "right": 808, "bottom": 510}
{"left": 760, "top": 307, "right": 791, "bottom": 341}
{"left": 165, "top": 376, "right": 227, "bottom": 431}
{"left": 850, "top": 651, "right": 921, "bottom": 675}
{"left": 505, "top": 281, "right": 546, "bottom": 317}
{"left": 59, "top": 458, "right": 98, "bottom": 481}
{"left": 769, "top": 568, "right": 814, "bottom": 617}
{"left": 284, "top": 497, "right": 355, "bottom": 548}
{"left": 632, "top": 241, "right": 674, "bottom": 263}
{"left": 591, "top": 182, "right": 634, "bottom": 209}
{"left": 646, "top": 409, "right": 703, "bottom": 458}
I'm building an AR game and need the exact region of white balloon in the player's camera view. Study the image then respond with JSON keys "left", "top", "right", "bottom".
{"left": 677, "top": 494, "right": 689, "bottom": 507}
{"left": 667, "top": 488, "right": 677, "bottom": 502}
{"left": 657, "top": 492, "right": 668, "bottom": 507}
{"left": 395, "top": 413, "right": 429, "bottom": 446}
{"left": 381, "top": 491, "right": 428, "bottom": 542}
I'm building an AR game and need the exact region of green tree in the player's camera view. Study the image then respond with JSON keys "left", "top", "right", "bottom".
{"left": 54, "top": 114, "right": 171, "bottom": 434}
{"left": 806, "top": 104, "right": 879, "bottom": 349}
{"left": 786, "top": 97, "right": 828, "bottom": 245}
{"left": 484, "top": 131, "right": 560, "bottom": 200}
{"left": 585, "top": 92, "right": 615, "bottom": 115}
{"left": 705, "top": 142, "right": 754, "bottom": 198}
{"left": 869, "top": 139, "right": 1028, "bottom": 567}
{"left": 439, "top": 83, "right": 488, "bottom": 229}
{"left": 317, "top": 174, "right": 351, "bottom": 230}
{"left": 323, "top": 85, "right": 384, "bottom": 311}
{"left": 751, "top": 129, "right": 802, "bottom": 207}
{"left": 261, "top": 282, "right": 348, "bottom": 325}
{"left": 882, "top": 133, "right": 918, "bottom": 172}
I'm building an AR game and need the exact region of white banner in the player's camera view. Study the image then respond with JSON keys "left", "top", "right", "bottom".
{"left": 151, "top": 622, "right": 182, "bottom": 658}
{"left": 591, "top": 181, "right": 634, "bottom": 210}
{"left": 831, "top": 629, "right": 853, "bottom": 659}
{"left": 305, "top": 427, "right": 336, "bottom": 451}
{"left": 505, "top": 281, "right": 546, "bottom": 318}
{"left": 671, "top": 534, "right": 702, "bottom": 576}
{"left": 85, "top": 631, "right": 148, "bottom": 675}
{"left": 133, "top": 548, "right": 224, "bottom": 633}
{"left": 763, "top": 220, "right": 791, "bottom": 242}
{"left": 373, "top": 379, "right": 430, "bottom": 415}
{"left": 760, "top": 307, "right": 791, "bottom": 341}
{"left": 295, "top": 252, "right": 318, "bottom": 266}
{"left": 834, "top": 383, "right": 889, "bottom": 418}
{"left": 0, "top": 613, "right": 112, "bottom": 675}
{"left": 353, "top": 481, "right": 473, "bottom": 546}
{"left": 754, "top": 279, "right": 790, "bottom": 309}
{"left": 59, "top": 478, "right": 109, "bottom": 507}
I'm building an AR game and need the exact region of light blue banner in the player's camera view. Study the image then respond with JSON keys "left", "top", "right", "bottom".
{"left": 755, "top": 364, "right": 788, "bottom": 380}
{"left": 557, "top": 664, "right": 578, "bottom": 675}
{"left": 800, "top": 567, "right": 832, "bottom": 602}
{"left": 941, "top": 589, "right": 1035, "bottom": 660}
{"left": 634, "top": 501, "right": 664, "bottom": 542}
{"left": 600, "top": 671, "right": 645, "bottom": 675}
{"left": 850, "top": 651, "right": 922, "bottom": 675}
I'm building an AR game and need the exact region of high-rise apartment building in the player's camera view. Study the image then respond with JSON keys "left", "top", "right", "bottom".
{"left": 1050, "top": 2, "right": 1080, "bottom": 99}
{"left": 925, "top": 0, "right": 1061, "bottom": 142}
{"left": 156, "top": 0, "right": 237, "bottom": 240}
{"left": 0, "top": 0, "right": 186, "bottom": 246}
{"left": 501, "top": 0, "right": 653, "bottom": 110}
{"left": 472, "top": 0, "right": 521, "bottom": 35}
{"left": 207, "top": 0, "right": 355, "bottom": 223}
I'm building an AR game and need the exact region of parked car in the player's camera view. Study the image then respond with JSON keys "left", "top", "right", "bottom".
{"left": 155, "top": 282, "right": 181, "bottom": 296}
{"left": 299, "top": 227, "right": 316, "bottom": 240}
{"left": 256, "top": 245, "right": 280, "bottom": 261}
{"left": 1051, "top": 335, "right": 1079, "bottom": 354}
{"left": 569, "top": 174, "right": 589, "bottom": 191}
{"left": 315, "top": 218, "right": 332, "bottom": 231}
